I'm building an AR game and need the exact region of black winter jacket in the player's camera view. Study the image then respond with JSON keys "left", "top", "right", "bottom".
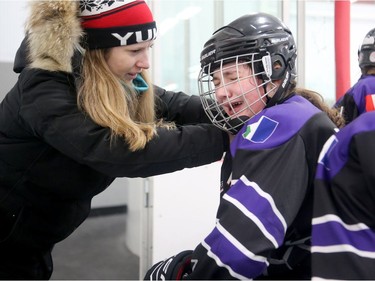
{"left": 0, "top": 51, "right": 227, "bottom": 252}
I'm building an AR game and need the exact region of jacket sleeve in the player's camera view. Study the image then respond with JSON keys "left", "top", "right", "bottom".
{"left": 16, "top": 70, "right": 228, "bottom": 178}
{"left": 154, "top": 85, "right": 211, "bottom": 125}
{"left": 184, "top": 136, "right": 309, "bottom": 280}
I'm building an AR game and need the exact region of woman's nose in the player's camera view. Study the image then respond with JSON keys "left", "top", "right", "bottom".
{"left": 137, "top": 53, "right": 150, "bottom": 69}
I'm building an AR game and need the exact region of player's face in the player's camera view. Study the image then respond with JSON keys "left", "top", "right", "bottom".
{"left": 212, "top": 62, "right": 267, "bottom": 118}
{"left": 105, "top": 41, "right": 154, "bottom": 84}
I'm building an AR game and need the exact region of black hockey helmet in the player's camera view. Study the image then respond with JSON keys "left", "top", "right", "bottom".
{"left": 199, "top": 12, "right": 297, "bottom": 81}
{"left": 197, "top": 13, "right": 297, "bottom": 133}
{"left": 358, "top": 28, "right": 375, "bottom": 69}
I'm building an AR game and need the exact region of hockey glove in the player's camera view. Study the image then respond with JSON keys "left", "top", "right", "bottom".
{"left": 144, "top": 250, "right": 193, "bottom": 280}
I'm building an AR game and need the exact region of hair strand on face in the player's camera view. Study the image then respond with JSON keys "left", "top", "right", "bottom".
{"left": 77, "top": 49, "right": 172, "bottom": 151}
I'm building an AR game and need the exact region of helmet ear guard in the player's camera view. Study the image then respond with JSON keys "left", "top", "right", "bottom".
{"left": 270, "top": 54, "right": 287, "bottom": 80}
{"left": 254, "top": 52, "right": 294, "bottom": 81}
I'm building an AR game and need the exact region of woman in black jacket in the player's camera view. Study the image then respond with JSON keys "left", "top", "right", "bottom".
{"left": 0, "top": 1, "right": 228, "bottom": 279}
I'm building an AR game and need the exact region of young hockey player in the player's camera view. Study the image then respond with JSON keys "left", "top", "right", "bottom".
{"left": 145, "top": 12, "right": 344, "bottom": 280}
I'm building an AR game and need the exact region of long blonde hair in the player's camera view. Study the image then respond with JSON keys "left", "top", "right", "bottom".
{"left": 77, "top": 48, "right": 158, "bottom": 151}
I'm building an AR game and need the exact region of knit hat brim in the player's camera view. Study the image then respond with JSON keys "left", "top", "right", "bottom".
{"left": 84, "top": 22, "right": 156, "bottom": 49}
{"left": 80, "top": 0, "right": 157, "bottom": 49}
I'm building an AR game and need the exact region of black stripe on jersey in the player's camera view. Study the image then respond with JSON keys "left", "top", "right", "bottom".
{"left": 312, "top": 251, "right": 375, "bottom": 279}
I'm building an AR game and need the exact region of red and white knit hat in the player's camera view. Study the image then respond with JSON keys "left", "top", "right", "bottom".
{"left": 79, "top": 0, "right": 157, "bottom": 49}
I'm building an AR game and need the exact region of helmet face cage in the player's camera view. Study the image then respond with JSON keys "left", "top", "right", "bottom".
{"left": 198, "top": 53, "right": 277, "bottom": 133}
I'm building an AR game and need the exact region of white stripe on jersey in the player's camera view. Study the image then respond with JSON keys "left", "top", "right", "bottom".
{"left": 223, "top": 193, "right": 279, "bottom": 248}
{"left": 311, "top": 244, "right": 375, "bottom": 259}
{"left": 236, "top": 175, "right": 287, "bottom": 231}
{"left": 312, "top": 214, "right": 370, "bottom": 231}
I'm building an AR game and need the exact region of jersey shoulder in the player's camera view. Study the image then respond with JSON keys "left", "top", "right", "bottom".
{"left": 232, "top": 95, "right": 322, "bottom": 153}
{"left": 317, "top": 111, "right": 375, "bottom": 179}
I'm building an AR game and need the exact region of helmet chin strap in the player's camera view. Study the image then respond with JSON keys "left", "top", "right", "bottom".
{"left": 265, "top": 68, "right": 292, "bottom": 108}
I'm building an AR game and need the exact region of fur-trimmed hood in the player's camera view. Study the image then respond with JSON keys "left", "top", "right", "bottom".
{"left": 25, "top": 1, "right": 82, "bottom": 73}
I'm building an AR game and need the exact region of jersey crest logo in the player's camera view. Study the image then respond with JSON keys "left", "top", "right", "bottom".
{"left": 242, "top": 115, "right": 278, "bottom": 143}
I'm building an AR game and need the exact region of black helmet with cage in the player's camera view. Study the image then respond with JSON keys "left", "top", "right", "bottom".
{"left": 198, "top": 12, "right": 297, "bottom": 133}
{"left": 358, "top": 28, "right": 375, "bottom": 70}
